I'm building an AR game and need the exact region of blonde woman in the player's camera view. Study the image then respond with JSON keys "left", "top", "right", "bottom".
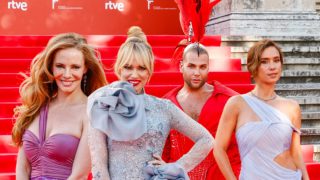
{"left": 87, "top": 26, "right": 214, "bottom": 180}
{"left": 12, "top": 33, "right": 107, "bottom": 180}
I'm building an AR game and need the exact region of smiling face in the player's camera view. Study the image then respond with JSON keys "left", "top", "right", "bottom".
{"left": 255, "top": 46, "right": 282, "bottom": 85}
{"left": 52, "top": 48, "right": 87, "bottom": 95}
{"left": 181, "top": 51, "right": 209, "bottom": 90}
{"left": 119, "top": 58, "right": 150, "bottom": 94}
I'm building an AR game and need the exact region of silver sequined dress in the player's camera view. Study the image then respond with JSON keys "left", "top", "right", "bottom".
{"left": 88, "top": 82, "right": 214, "bottom": 180}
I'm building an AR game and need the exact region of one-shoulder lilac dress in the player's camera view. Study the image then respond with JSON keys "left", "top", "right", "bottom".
{"left": 236, "top": 94, "right": 302, "bottom": 179}
{"left": 22, "top": 105, "right": 80, "bottom": 180}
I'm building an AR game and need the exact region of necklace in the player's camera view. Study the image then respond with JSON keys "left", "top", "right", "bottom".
{"left": 250, "top": 91, "right": 277, "bottom": 101}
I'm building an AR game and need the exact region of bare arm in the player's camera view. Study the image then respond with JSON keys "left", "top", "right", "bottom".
{"left": 16, "top": 146, "right": 31, "bottom": 180}
{"left": 88, "top": 123, "right": 110, "bottom": 180}
{"left": 213, "top": 96, "right": 239, "bottom": 180}
{"left": 68, "top": 115, "right": 91, "bottom": 180}
{"left": 168, "top": 100, "right": 214, "bottom": 172}
{"left": 290, "top": 101, "right": 309, "bottom": 180}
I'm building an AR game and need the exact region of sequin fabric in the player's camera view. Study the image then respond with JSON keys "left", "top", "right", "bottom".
{"left": 89, "top": 94, "right": 214, "bottom": 180}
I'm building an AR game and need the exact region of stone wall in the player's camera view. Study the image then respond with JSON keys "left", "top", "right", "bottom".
{"left": 212, "top": 0, "right": 315, "bottom": 13}
{"left": 207, "top": 0, "right": 320, "bottom": 36}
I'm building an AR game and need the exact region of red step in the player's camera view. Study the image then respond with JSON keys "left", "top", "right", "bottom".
{"left": 0, "top": 47, "right": 44, "bottom": 59}
{"left": 0, "top": 102, "right": 18, "bottom": 118}
{"left": 0, "top": 35, "right": 51, "bottom": 47}
{"left": 301, "top": 144, "right": 320, "bottom": 180}
{"left": 0, "top": 71, "right": 250, "bottom": 88}
{"left": 98, "top": 47, "right": 178, "bottom": 59}
{"left": 227, "top": 84, "right": 254, "bottom": 94}
{"left": 0, "top": 73, "right": 24, "bottom": 87}
{"left": 0, "top": 58, "right": 176, "bottom": 73}
{"left": 0, "top": 59, "right": 31, "bottom": 73}
{"left": 0, "top": 135, "right": 17, "bottom": 154}
{"left": 209, "top": 58, "right": 242, "bottom": 72}
{"left": 0, "top": 173, "right": 15, "bottom": 180}
{"left": 0, "top": 47, "right": 175, "bottom": 59}
{"left": 0, "top": 46, "right": 231, "bottom": 59}
{"left": 0, "top": 119, "right": 15, "bottom": 135}
{"left": 102, "top": 58, "right": 241, "bottom": 72}
{"left": 87, "top": 35, "right": 221, "bottom": 47}
{"left": 306, "top": 163, "right": 320, "bottom": 180}
{"left": 102, "top": 58, "right": 178, "bottom": 72}
{"left": 0, "top": 35, "right": 221, "bottom": 47}
{"left": 302, "top": 145, "right": 315, "bottom": 163}
{"left": 106, "top": 71, "right": 252, "bottom": 85}
{"left": 206, "top": 46, "right": 231, "bottom": 59}
{"left": 0, "top": 57, "right": 241, "bottom": 74}
{"left": 0, "top": 72, "right": 251, "bottom": 101}
{"left": 0, "top": 87, "right": 20, "bottom": 102}
{"left": 143, "top": 84, "right": 253, "bottom": 97}
{"left": 0, "top": 153, "right": 17, "bottom": 173}
{"left": 0, "top": 82, "right": 253, "bottom": 103}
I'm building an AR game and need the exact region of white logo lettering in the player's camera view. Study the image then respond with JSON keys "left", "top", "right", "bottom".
{"left": 7, "top": 0, "right": 28, "bottom": 11}
{"left": 147, "top": 0, "right": 154, "bottom": 10}
{"left": 105, "top": 1, "right": 124, "bottom": 12}
{"left": 52, "top": 0, "right": 59, "bottom": 9}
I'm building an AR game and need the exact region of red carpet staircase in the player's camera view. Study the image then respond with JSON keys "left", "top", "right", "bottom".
{"left": 0, "top": 35, "right": 317, "bottom": 179}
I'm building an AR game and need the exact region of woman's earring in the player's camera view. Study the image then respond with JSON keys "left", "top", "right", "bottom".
{"left": 83, "top": 74, "right": 87, "bottom": 92}
{"left": 49, "top": 81, "right": 56, "bottom": 97}
{"left": 50, "top": 82, "right": 54, "bottom": 93}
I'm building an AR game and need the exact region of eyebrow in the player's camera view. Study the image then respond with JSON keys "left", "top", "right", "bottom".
{"left": 54, "top": 62, "right": 82, "bottom": 66}
{"left": 261, "top": 56, "right": 280, "bottom": 60}
{"left": 124, "top": 64, "right": 146, "bottom": 68}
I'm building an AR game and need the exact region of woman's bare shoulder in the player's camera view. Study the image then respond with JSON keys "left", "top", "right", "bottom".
{"left": 277, "top": 96, "right": 300, "bottom": 109}
{"left": 227, "top": 94, "right": 246, "bottom": 106}
{"left": 223, "top": 94, "right": 247, "bottom": 115}
{"left": 277, "top": 96, "right": 301, "bottom": 123}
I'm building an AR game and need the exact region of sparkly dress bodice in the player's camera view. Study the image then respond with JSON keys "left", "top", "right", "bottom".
{"left": 107, "top": 95, "right": 171, "bottom": 179}
{"left": 88, "top": 82, "right": 214, "bottom": 180}
{"left": 107, "top": 95, "right": 212, "bottom": 179}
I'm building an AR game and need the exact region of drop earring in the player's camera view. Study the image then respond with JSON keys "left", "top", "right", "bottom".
{"left": 82, "top": 74, "right": 87, "bottom": 92}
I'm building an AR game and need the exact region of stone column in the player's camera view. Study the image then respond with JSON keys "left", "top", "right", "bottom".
{"left": 206, "top": 0, "right": 320, "bottom": 36}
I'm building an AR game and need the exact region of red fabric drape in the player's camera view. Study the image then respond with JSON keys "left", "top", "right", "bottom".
{"left": 175, "top": 0, "right": 221, "bottom": 42}
{"left": 172, "top": 0, "right": 221, "bottom": 66}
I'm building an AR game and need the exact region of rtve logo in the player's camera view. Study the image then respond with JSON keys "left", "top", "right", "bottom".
{"left": 7, "top": 0, "right": 28, "bottom": 11}
{"left": 105, "top": 1, "right": 124, "bottom": 12}
{"left": 52, "top": 0, "right": 58, "bottom": 9}
{"left": 147, "top": 0, "right": 154, "bottom": 10}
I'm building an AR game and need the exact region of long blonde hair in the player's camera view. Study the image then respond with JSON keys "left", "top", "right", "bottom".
{"left": 12, "top": 33, "right": 107, "bottom": 146}
{"left": 114, "top": 26, "right": 154, "bottom": 78}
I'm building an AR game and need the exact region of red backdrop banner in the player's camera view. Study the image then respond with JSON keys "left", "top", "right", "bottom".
{"left": 0, "top": 0, "right": 183, "bottom": 35}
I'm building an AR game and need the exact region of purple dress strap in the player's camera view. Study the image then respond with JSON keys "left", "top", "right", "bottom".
{"left": 39, "top": 104, "right": 49, "bottom": 144}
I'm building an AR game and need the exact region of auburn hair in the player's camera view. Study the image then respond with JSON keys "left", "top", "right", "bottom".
{"left": 12, "top": 33, "right": 107, "bottom": 146}
{"left": 247, "top": 39, "right": 283, "bottom": 77}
